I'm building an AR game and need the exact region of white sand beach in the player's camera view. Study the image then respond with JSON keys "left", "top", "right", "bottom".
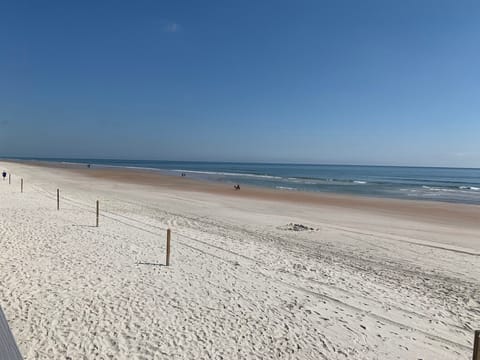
{"left": 0, "top": 161, "right": 479, "bottom": 359}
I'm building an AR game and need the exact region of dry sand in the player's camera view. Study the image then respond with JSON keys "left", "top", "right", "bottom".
{"left": 0, "top": 161, "right": 479, "bottom": 359}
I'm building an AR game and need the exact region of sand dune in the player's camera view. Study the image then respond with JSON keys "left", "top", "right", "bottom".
{"left": 0, "top": 162, "right": 479, "bottom": 359}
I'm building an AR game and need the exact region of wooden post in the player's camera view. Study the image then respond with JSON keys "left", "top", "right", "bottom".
{"left": 474, "top": 330, "right": 480, "bottom": 360}
{"left": 20, "top": 179, "right": 23, "bottom": 193}
{"left": 57, "top": 189, "right": 60, "bottom": 210}
{"left": 166, "top": 229, "right": 171, "bottom": 266}
{"left": 96, "top": 200, "right": 99, "bottom": 227}
{"left": 8, "top": 173, "right": 11, "bottom": 184}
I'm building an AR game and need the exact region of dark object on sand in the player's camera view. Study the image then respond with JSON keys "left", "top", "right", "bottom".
{"left": 280, "top": 223, "right": 315, "bottom": 231}
{"left": 87, "top": 164, "right": 91, "bottom": 168}
{"left": 2, "top": 172, "right": 6, "bottom": 180}
{"left": 234, "top": 184, "right": 240, "bottom": 190}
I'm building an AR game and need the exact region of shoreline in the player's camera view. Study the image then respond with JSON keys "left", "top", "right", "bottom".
{"left": 5, "top": 159, "right": 480, "bottom": 206}
{"left": 4, "top": 159, "right": 480, "bottom": 228}
{"left": 5, "top": 158, "right": 480, "bottom": 203}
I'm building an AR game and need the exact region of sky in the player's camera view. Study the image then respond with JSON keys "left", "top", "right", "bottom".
{"left": 0, "top": 0, "right": 479, "bottom": 167}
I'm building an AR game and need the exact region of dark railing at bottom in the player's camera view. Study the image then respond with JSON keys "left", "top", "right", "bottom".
{"left": 0, "top": 306, "right": 23, "bottom": 359}
{"left": 473, "top": 330, "right": 480, "bottom": 360}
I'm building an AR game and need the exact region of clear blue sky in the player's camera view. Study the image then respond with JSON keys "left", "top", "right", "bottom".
{"left": 1, "top": 0, "right": 479, "bottom": 167}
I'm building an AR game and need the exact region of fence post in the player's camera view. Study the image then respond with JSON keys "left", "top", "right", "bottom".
{"left": 166, "top": 229, "right": 171, "bottom": 266}
{"left": 57, "top": 189, "right": 60, "bottom": 210}
{"left": 8, "top": 173, "right": 11, "bottom": 184}
{"left": 96, "top": 200, "right": 99, "bottom": 227}
{"left": 474, "top": 330, "right": 480, "bottom": 360}
{"left": 21, "top": 179, "right": 23, "bottom": 193}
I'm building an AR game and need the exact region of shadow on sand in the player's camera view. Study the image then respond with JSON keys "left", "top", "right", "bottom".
{"left": 135, "top": 262, "right": 166, "bottom": 267}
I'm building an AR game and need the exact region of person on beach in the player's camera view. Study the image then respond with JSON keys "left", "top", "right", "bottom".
{"left": 2, "top": 171, "right": 6, "bottom": 180}
{"left": 234, "top": 184, "right": 240, "bottom": 190}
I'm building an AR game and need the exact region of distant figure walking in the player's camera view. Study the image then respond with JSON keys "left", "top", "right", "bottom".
{"left": 87, "top": 164, "right": 91, "bottom": 168}
{"left": 234, "top": 184, "right": 240, "bottom": 190}
{"left": 2, "top": 171, "right": 6, "bottom": 180}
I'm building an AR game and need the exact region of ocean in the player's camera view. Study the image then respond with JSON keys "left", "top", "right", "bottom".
{"left": 5, "top": 158, "right": 480, "bottom": 205}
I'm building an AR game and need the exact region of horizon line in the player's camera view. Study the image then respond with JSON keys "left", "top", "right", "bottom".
{"left": 1, "top": 156, "right": 479, "bottom": 170}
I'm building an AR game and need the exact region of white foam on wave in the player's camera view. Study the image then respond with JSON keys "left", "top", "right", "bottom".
{"left": 284, "top": 178, "right": 333, "bottom": 185}
{"left": 172, "top": 169, "right": 282, "bottom": 180}
{"left": 275, "top": 186, "right": 297, "bottom": 191}
{"left": 91, "top": 164, "right": 165, "bottom": 172}
{"left": 423, "top": 185, "right": 480, "bottom": 193}
{"left": 459, "top": 186, "right": 480, "bottom": 191}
